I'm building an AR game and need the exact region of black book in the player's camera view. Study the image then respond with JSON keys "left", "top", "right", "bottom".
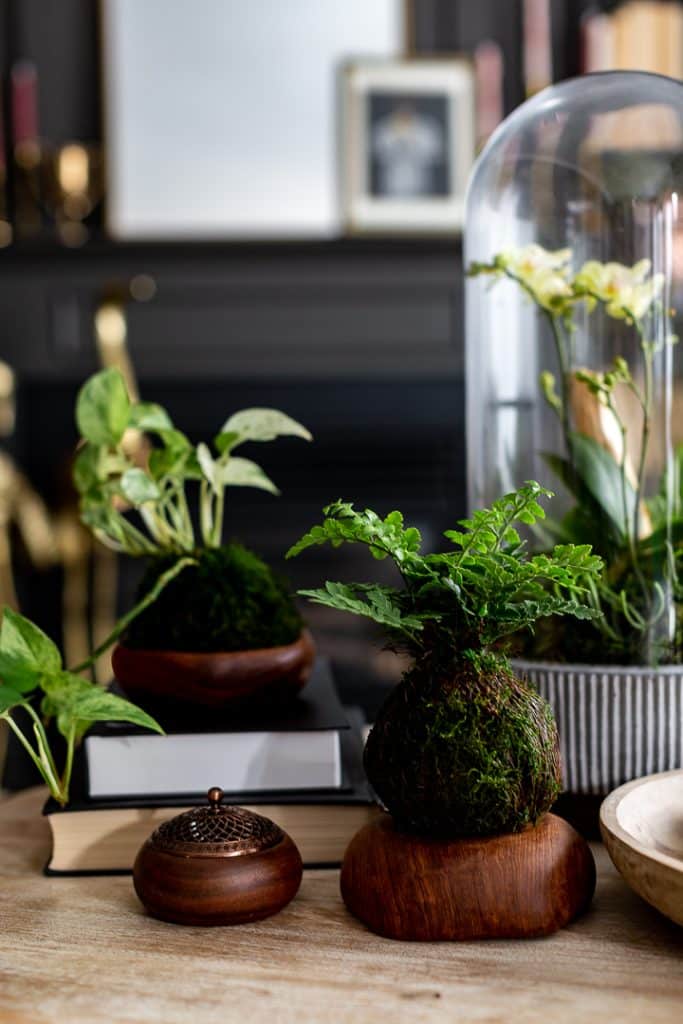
{"left": 44, "top": 664, "right": 377, "bottom": 873}
{"left": 44, "top": 713, "right": 376, "bottom": 874}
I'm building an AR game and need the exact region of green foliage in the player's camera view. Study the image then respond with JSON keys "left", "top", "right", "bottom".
{"left": 41, "top": 672, "right": 160, "bottom": 744}
{"left": 74, "top": 369, "right": 312, "bottom": 556}
{"left": 0, "top": 607, "right": 165, "bottom": 807}
{"left": 287, "top": 482, "right": 602, "bottom": 659}
{"left": 298, "top": 582, "right": 426, "bottom": 639}
{"left": 288, "top": 502, "right": 422, "bottom": 564}
{"left": 76, "top": 367, "right": 131, "bottom": 446}
{"left": 0, "top": 608, "right": 62, "bottom": 693}
{"left": 470, "top": 245, "right": 683, "bottom": 665}
{"left": 124, "top": 543, "right": 302, "bottom": 653}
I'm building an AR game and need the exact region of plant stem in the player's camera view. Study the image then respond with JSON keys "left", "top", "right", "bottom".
{"left": 24, "top": 703, "right": 60, "bottom": 782}
{"left": 546, "top": 312, "right": 573, "bottom": 466}
{"left": 199, "top": 480, "right": 213, "bottom": 548}
{"left": 211, "top": 486, "right": 225, "bottom": 548}
{"left": 176, "top": 484, "right": 195, "bottom": 550}
{"left": 633, "top": 334, "right": 653, "bottom": 545}
{"left": 70, "top": 555, "right": 197, "bottom": 673}
{"left": 59, "top": 721, "right": 77, "bottom": 803}
{"left": 3, "top": 714, "right": 62, "bottom": 801}
{"left": 604, "top": 392, "right": 648, "bottom": 599}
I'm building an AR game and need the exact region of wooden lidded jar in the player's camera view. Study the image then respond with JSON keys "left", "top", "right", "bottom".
{"left": 133, "top": 787, "right": 303, "bottom": 926}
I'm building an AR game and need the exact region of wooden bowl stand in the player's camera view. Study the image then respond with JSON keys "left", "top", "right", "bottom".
{"left": 340, "top": 812, "right": 596, "bottom": 941}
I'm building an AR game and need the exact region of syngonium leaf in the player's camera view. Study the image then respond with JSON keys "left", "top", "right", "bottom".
{"left": 196, "top": 442, "right": 218, "bottom": 492}
{"left": 219, "top": 408, "right": 312, "bottom": 447}
{"left": 119, "top": 468, "right": 161, "bottom": 505}
{"left": 0, "top": 682, "right": 28, "bottom": 715}
{"left": 41, "top": 672, "right": 164, "bottom": 742}
{"left": 75, "top": 368, "right": 131, "bottom": 447}
{"left": 0, "top": 608, "right": 62, "bottom": 694}
{"left": 72, "top": 443, "right": 103, "bottom": 494}
{"left": 128, "top": 402, "right": 173, "bottom": 433}
{"left": 222, "top": 457, "right": 279, "bottom": 495}
{"left": 148, "top": 429, "right": 193, "bottom": 480}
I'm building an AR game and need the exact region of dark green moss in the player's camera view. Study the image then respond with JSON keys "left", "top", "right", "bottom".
{"left": 125, "top": 543, "right": 303, "bottom": 652}
{"left": 364, "top": 653, "right": 561, "bottom": 837}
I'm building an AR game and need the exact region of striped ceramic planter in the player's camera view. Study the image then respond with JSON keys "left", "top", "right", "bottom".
{"left": 512, "top": 659, "right": 683, "bottom": 795}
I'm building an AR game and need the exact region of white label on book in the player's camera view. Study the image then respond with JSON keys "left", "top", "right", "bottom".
{"left": 85, "top": 730, "right": 342, "bottom": 798}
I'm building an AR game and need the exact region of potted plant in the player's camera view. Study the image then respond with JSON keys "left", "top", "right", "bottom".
{"left": 287, "top": 483, "right": 600, "bottom": 939}
{"left": 73, "top": 368, "right": 314, "bottom": 709}
{"left": 468, "top": 245, "right": 683, "bottom": 796}
{"left": 463, "top": 72, "right": 683, "bottom": 803}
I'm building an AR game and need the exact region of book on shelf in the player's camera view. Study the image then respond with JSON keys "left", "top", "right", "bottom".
{"left": 85, "top": 659, "right": 348, "bottom": 799}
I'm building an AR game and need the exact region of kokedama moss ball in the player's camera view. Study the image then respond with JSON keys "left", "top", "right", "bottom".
{"left": 364, "top": 655, "right": 561, "bottom": 837}
{"left": 125, "top": 543, "right": 303, "bottom": 652}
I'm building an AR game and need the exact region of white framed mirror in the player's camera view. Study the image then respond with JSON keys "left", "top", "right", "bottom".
{"left": 102, "top": 0, "right": 404, "bottom": 239}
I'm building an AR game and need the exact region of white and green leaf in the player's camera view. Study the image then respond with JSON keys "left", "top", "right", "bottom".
{"left": 220, "top": 408, "right": 312, "bottom": 446}
{"left": 75, "top": 368, "right": 131, "bottom": 446}
{"left": 221, "top": 457, "right": 279, "bottom": 495}
{"left": 0, "top": 608, "right": 62, "bottom": 694}
{"left": 119, "top": 468, "right": 161, "bottom": 505}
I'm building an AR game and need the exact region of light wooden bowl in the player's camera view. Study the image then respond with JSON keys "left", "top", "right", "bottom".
{"left": 600, "top": 770, "right": 683, "bottom": 927}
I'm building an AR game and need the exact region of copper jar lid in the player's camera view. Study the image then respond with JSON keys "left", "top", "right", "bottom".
{"left": 148, "top": 787, "right": 284, "bottom": 858}
{"left": 133, "top": 787, "right": 303, "bottom": 926}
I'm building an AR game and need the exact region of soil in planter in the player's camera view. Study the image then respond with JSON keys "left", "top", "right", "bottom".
{"left": 364, "top": 652, "right": 561, "bottom": 837}
{"left": 124, "top": 543, "right": 303, "bottom": 653}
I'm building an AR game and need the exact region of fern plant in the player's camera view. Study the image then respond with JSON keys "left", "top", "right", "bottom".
{"left": 288, "top": 483, "right": 603, "bottom": 837}
{"left": 288, "top": 482, "right": 601, "bottom": 662}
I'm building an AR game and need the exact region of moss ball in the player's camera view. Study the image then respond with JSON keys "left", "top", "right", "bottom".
{"left": 124, "top": 543, "right": 303, "bottom": 653}
{"left": 364, "top": 655, "right": 560, "bottom": 837}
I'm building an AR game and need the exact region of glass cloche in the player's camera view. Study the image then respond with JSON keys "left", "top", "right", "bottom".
{"left": 465, "top": 72, "right": 683, "bottom": 666}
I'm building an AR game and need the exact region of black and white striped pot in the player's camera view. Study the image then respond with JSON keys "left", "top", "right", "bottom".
{"left": 512, "top": 659, "right": 683, "bottom": 795}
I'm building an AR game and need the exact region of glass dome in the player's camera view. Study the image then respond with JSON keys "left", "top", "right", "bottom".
{"left": 465, "top": 72, "right": 683, "bottom": 666}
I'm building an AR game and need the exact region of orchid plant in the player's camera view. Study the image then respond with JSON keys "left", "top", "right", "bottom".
{"left": 469, "top": 245, "right": 680, "bottom": 664}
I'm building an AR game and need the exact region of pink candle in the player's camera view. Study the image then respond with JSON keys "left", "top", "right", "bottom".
{"left": 10, "top": 61, "right": 39, "bottom": 146}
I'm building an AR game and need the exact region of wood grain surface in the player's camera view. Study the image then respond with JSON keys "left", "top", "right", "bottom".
{"left": 1, "top": 787, "right": 683, "bottom": 1024}
{"left": 341, "top": 812, "right": 596, "bottom": 940}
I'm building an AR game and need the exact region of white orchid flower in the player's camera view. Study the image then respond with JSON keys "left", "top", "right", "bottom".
{"left": 493, "top": 245, "right": 574, "bottom": 312}
{"left": 574, "top": 259, "right": 664, "bottom": 322}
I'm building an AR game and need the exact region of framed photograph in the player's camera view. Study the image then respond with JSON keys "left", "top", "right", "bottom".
{"left": 342, "top": 59, "right": 475, "bottom": 234}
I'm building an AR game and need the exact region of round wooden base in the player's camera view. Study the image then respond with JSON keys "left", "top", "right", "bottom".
{"left": 340, "top": 812, "right": 596, "bottom": 941}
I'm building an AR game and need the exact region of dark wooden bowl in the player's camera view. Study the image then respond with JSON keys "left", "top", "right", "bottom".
{"left": 133, "top": 792, "right": 304, "bottom": 926}
{"left": 340, "top": 812, "right": 596, "bottom": 941}
{"left": 134, "top": 833, "right": 303, "bottom": 927}
{"left": 112, "top": 629, "right": 315, "bottom": 709}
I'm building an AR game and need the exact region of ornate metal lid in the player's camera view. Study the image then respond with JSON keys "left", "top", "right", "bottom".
{"left": 148, "top": 787, "right": 284, "bottom": 858}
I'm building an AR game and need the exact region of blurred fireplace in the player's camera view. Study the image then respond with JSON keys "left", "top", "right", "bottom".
{"left": 1, "top": 240, "right": 464, "bottom": 788}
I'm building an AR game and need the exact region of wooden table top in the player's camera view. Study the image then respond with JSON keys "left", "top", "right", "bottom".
{"left": 1, "top": 788, "right": 683, "bottom": 1024}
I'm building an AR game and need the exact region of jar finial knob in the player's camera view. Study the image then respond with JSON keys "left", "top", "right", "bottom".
{"left": 207, "top": 787, "right": 224, "bottom": 809}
